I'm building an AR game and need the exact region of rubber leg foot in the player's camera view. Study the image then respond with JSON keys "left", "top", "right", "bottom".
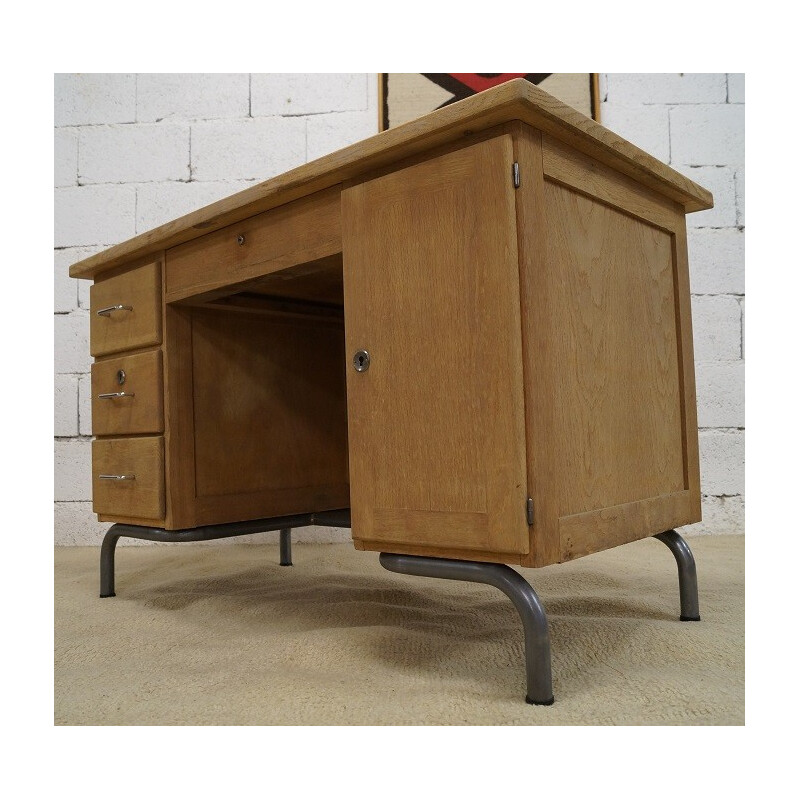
{"left": 526, "top": 695, "right": 555, "bottom": 706}
{"left": 99, "top": 593, "right": 116, "bottom": 598}
{"left": 280, "top": 562, "right": 293, "bottom": 567}
{"left": 680, "top": 615, "right": 701, "bottom": 622}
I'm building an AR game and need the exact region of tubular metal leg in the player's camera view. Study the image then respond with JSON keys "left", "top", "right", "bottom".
{"left": 100, "top": 526, "right": 123, "bottom": 598}
{"left": 279, "top": 528, "right": 293, "bottom": 566}
{"left": 95, "top": 512, "right": 351, "bottom": 598}
{"left": 379, "top": 553, "right": 554, "bottom": 705}
{"left": 654, "top": 530, "right": 700, "bottom": 621}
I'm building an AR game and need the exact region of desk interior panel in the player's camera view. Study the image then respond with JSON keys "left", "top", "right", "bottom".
{"left": 190, "top": 307, "right": 350, "bottom": 520}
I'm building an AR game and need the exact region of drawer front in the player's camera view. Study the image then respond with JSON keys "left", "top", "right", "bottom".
{"left": 92, "top": 436, "right": 165, "bottom": 520}
{"left": 91, "top": 351, "right": 163, "bottom": 436}
{"left": 165, "top": 188, "right": 341, "bottom": 303}
{"left": 90, "top": 261, "right": 162, "bottom": 357}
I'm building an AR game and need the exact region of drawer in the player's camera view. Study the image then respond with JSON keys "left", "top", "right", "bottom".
{"left": 92, "top": 436, "right": 165, "bottom": 520}
{"left": 90, "top": 261, "right": 162, "bottom": 357}
{"left": 91, "top": 351, "right": 163, "bottom": 436}
{"left": 165, "top": 188, "right": 341, "bottom": 303}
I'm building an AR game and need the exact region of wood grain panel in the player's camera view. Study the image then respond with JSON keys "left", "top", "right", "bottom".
{"left": 162, "top": 299, "right": 196, "bottom": 530}
{"left": 193, "top": 485, "right": 351, "bottom": 529}
{"left": 70, "top": 79, "right": 711, "bottom": 281}
{"left": 227, "top": 254, "right": 344, "bottom": 307}
{"left": 542, "top": 134, "right": 682, "bottom": 232}
{"left": 355, "top": 539, "right": 525, "bottom": 567}
{"left": 165, "top": 188, "right": 341, "bottom": 303}
{"left": 92, "top": 436, "right": 165, "bottom": 520}
{"left": 672, "top": 221, "right": 702, "bottom": 519}
{"left": 190, "top": 307, "right": 350, "bottom": 518}
{"left": 367, "top": 510, "right": 490, "bottom": 551}
{"left": 90, "top": 261, "right": 162, "bottom": 357}
{"left": 542, "top": 181, "right": 686, "bottom": 513}
{"left": 515, "top": 124, "right": 696, "bottom": 565}
{"left": 91, "top": 350, "right": 163, "bottom": 436}
{"left": 342, "top": 135, "right": 529, "bottom": 555}
{"left": 511, "top": 125, "right": 559, "bottom": 568}
{"left": 559, "top": 491, "right": 695, "bottom": 561}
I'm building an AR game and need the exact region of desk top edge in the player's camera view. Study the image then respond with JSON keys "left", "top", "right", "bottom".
{"left": 69, "top": 79, "right": 713, "bottom": 280}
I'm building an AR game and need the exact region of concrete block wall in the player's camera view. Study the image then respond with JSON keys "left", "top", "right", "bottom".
{"left": 54, "top": 73, "right": 744, "bottom": 544}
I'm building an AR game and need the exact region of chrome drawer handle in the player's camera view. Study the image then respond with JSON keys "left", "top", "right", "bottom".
{"left": 97, "top": 392, "right": 135, "bottom": 399}
{"left": 99, "top": 474, "right": 136, "bottom": 481}
{"left": 96, "top": 304, "right": 133, "bottom": 317}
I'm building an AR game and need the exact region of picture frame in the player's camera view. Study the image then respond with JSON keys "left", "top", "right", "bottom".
{"left": 379, "top": 73, "right": 600, "bottom": 131}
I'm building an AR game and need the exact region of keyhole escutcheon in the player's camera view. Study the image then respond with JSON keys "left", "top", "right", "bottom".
{"left": 353, "top": 350, "right": 370, "bottom": 373}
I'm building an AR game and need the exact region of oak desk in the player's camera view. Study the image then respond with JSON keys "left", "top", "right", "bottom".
{"left": 69, "top": 79, "right": 713, "bottom": 705}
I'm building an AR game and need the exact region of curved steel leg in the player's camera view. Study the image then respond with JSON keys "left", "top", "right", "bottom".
{"left": 654, "top": 530, "right": 700, "bottom": 621}
{"left": 279, "top": 528, "right": 292, "bottom": 566}
{"left": 100, "top": 526, "right": 124, "bottom": 598}
{"left": 379, "top": 553, "right": 554, "bottom": 705}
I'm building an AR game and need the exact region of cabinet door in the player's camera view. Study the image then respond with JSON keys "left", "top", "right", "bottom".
{"left": 342, "top": 135, "right": 529, "bottom": 556}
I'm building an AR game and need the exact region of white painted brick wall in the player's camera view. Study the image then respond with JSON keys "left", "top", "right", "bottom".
{"left": 79, "top": 124, "right": 190, "bottom": 184}
{"left": 136, "top": 73, "right": 250, "bottom": 122}
{"left": 78, "top": 375, "right": 92, "bottom": 436}
{"left": 695, "top": 364, "right": 745, "bottom": 428}
{"left": 692, "top": 494, "right": 745, "bottom": 536}
{"left": 55, "top": 501, "right": 113, "bottom": 545}
{"left": 135, "top": 180, "right": 257, "bottom": 232}
{"left": 670, "top": 105, "right": 745, "bottom": 166}
{"left": 691, "top": 296, "right": 742, "bottom": 362}
{"left": 54, "top": 375, "right": 79, "bottom": 436}
{"left": 307, "top": 110, "right": 380, "bottom": 161}
{"left": 54, "top": 128, "right": 78, "bottom": 187}
{"left": 55, "top": 246, "right": 104, "bottom": 313}
{"left": 190, "top": 117, "right": 307, "bottom": 182}
{"left": 55, "top": 185, "right": 136, "bottom": 247}
{"left": 54, "top": 313, "right": 90, "bottom": 374}
{"left": 54, "top": 73, "right": 744, "bottom": 544}
{"left": 699, "top": 431, "right": 745, "bottom": 495}
{"left": 55, "top": 440, "right": 92, "bottom": 502}
{"left": 604, "top": 73, "right": 728, "bottom": 105}
{"left": 735, "top": 169, "right": 745, "bottom": 225}
{"left": 680, "top": 166, "right": 737, "bottom": 228}
{"left": 54, "top": 249, "right": 81, "bottom": 313}
{"left": 54, "top": 73, "right": 136, "bottom": 126}
{"left": 597, "top": 104, "right": 670, "bottom": 163}
{"left": 728, "top": 74, "right": 745, "bottom": 104}
{"left": 687, "top": 229, "right": 744, "bottom": 295}
{"left": 251, "top": 73, "right": 369, "bottom": 116}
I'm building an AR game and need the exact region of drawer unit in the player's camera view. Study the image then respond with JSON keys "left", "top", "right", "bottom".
{"left": 91, "top": 351, "right": 164, "bottom": 436}
{"left": 92, "top": 436, "right": 165, "bottom": 520}
{"left": 90, "top": 261, "right": 162, "bottom": 357}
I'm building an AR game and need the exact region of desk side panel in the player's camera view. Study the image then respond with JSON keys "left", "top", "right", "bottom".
{"left": 516, "top": 127, "right": 701, "bottom": 566}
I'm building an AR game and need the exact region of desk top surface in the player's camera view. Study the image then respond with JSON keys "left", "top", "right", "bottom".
{"left": 70, "top": 78, "right": 713, "bottom": 280}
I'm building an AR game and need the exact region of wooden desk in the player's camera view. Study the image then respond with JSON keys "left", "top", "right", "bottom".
{"left": 70, "top": 79, "right": 712, "bottom": 704}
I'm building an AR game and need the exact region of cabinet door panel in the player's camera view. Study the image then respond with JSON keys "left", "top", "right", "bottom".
{"left": 342, "top": 135, "right": 529, "bottom": 555}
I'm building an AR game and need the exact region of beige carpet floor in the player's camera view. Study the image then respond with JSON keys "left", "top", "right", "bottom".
{"left": 55, "top": 536, "right": 744, "bottom": 725}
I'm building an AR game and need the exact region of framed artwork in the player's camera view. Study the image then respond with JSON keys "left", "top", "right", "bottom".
{"left": 379, "top": 73, "right": 600, "bottom": 131}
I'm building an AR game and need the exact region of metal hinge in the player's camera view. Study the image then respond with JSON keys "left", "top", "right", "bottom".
{"left": 526, "top": 497, "right": 534, "bottom": 526}
{"left": 512, "top": 162, "right": 520, "bottom": 189}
